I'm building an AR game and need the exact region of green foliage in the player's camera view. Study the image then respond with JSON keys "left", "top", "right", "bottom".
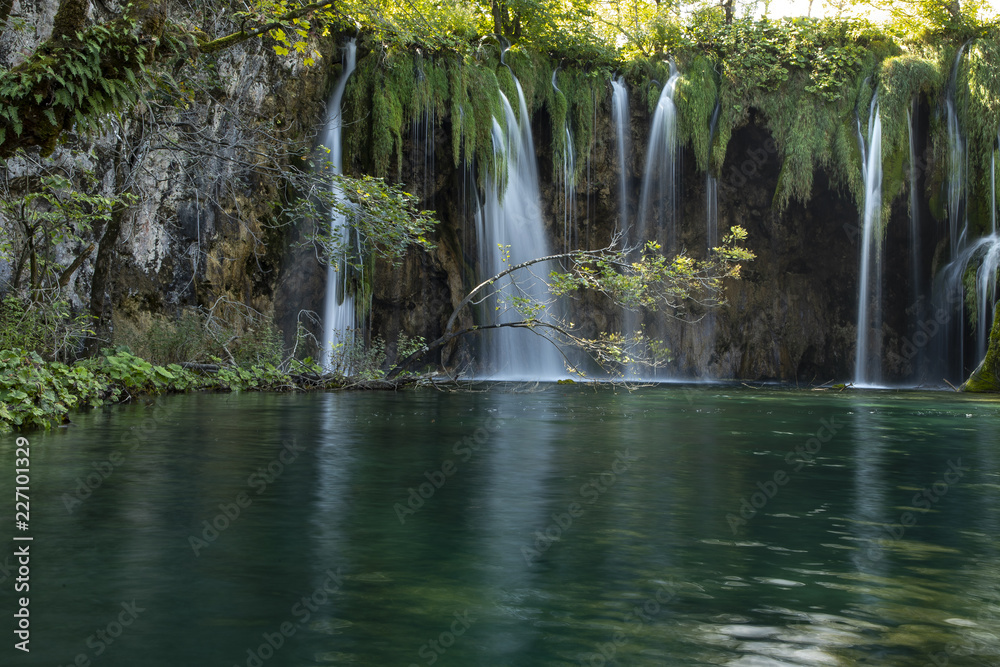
{"left": 0, "top": 344, "right": 301, "bottom": 433}
{"left": 326, "top": 330, "right": 387, "bottom": 380}
{"left": 0, "top": 167, "right": 134, "bottom": 295}
{"left": 291, "top": 170, "right": 437, "bottom": 270}
{"left": 0, "top": 293, "right": 95, "bottom": 362}
{"left": 959, "top": 37, "right": 1000, "bottom": 230}
{"left": 550, "top": 226, "right": 755, "bottom": 313}
{"left": 0, "top": 295, "right": 50, "bottom": 356}
{"left": 963, "top": 303, "right": 1000, "bottom": 392}
{"left": 0, "top": 349, "right": 106, "bottom": 432}
{"left": 0, "top": 17, "right": 153, "bottom": 155}
{"left": 675, "top": 56, "right": 718, "bottom": 173}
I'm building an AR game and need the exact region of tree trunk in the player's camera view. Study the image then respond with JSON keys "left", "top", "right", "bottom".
{"left": 86, "top": 127, "right": 142, "bottom": 355}
{"left": 86, "top": 211, "right": 123, "bottom": 354}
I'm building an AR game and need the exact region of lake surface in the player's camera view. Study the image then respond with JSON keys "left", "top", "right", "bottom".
{"left": 2, "top": 385, "right": 1000, "bottom": 666}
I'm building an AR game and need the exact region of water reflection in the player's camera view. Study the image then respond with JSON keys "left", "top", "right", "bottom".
{"left": 1, "top": 388, "right": 999, "bottom": 666}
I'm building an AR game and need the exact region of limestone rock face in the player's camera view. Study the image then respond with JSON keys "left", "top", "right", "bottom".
{"left": 1, "top": 1, "right": 331, "bottom": 345}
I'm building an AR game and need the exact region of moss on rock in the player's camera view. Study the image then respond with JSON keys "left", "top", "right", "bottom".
{"left": 963, "top": 303, "right": 1000, "bottom": 393}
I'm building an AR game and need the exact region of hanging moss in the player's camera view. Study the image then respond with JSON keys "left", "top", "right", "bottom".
{"left": 569, "top": 72, "right": 600, "bottom": 179}
{"left": 959, "top": 37, "right": 1000, "bottom": 234}
{"left": 505, "top": 48, "right": 548, "bottom": 116}
{"left": 496, "top": 66, "right": 518, "bottom": 120}
{"left": 675, "top": 56, "right": 718, "bottom": 174}
{"left": 753, "top": 71, "right": 853, "bottom": 212}
{"left": 548, "top": 69, "right": 569, "bottom": 176}
{"left": 343, "top": 52, "right": 376, "bottom": 170}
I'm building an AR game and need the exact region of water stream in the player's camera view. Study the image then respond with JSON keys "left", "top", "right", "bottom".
{"left": 473, "top": 78, "right": 565, "bottom": 379}
{"left": 854, "top": 97, "right": 883, "bottom": 387}
{"left": 318, "top": 40, "right": 358, "bottom": 370}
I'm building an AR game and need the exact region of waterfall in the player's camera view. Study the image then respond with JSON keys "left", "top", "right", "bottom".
{"left": 854, "top": 97, "right": 883, "bottom": 387}
{"left": 637, "top": 64, "right": 681, "bottom": 252}
{"left": 552, "top": 72, "right": 576, "bottom": 253}
{"left": 319, "top": 39, "right": 358, "bottom": 370}
{"left": 474, "top": 79, "right": 565, "bottom": 380}
{"left": 706, "top": 102, "right": 721, "bottom": 250}
{"left": 411, "top": 61, "right": 436, "bottom": 209}
{"left": 907, "top": 101, "right": 921, "bottom": 302}
{"left": 993, "top": 136, "right": 998, "bottom": 236}
{"left": 945, "top": 43, "right": 970, "bottom": 256}
{"left": 931, "top": 44, "right": 973, "bottom": 382}
{"left": 984, "top": 141, "right": 1000, "bottom": 357}
{"left": 611, "top": 76, "right": 630, "bottom": 234}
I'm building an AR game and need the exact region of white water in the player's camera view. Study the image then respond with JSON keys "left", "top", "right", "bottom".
{"left": 319, "top": 40, "right": 357, "bottom": 370}
{"left": 637, "top": 64, "right": 681, "bottom": 251}
{"left": 611, "top": 76, "right": 630, "bottom": 234}
{"left": 907, "top": 102, "right": 921, "bottom": 300}
{"left": 854, "top": 97, "right": 883, "bottom": 387}
{"left": 945, "top": 43, "right": 969, "bottom": 256}
{"left": 706, "top": 102, "right": 721, "bottom": 250}
{"left": 474, "top": 80, "right": 565, "bottom": 380}
{"left": 552, "top": 73, "right": 576, "bottom": 254}
{"left": 411, "top": 60, "right": 437, "bottom": 208}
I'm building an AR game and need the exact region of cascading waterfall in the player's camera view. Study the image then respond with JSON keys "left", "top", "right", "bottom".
{"left": 945, "top": 43, "right": 970, "bottom": 255}
{"left": 854, "top": 96, "right": 883, "bottom": 387}
{"left": 932, "top": 43, "right": 981, "bottom": 382}
{"left": 907, "top": 101, "right": 921, "bottom": 302}
{"left": 473, "top": 78, "right": 565, "bottom": 380}
{"left": 973, "top": 139, "right": 999, "bottom": 359}
{"left": 611, "top": 76, "right": 630, "bottom": 234}
{"left": 620, "top": 65, "right": 682, "bottom": 380}
{"left": 637, "top": 64, "right": 681, "bottom": 252}
{"left": 706, "top": 102, "right": 721, "bottom": 250}
{"left": 411, "top": 62, "right": 437, "bottom": 209}
{"left": 552, "top": 72, "right": 576, "bottom": 253}
{"left": 319, "top": 39, "right": 357, "bottom": 370}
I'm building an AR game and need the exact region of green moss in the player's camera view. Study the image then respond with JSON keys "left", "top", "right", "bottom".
{"left": 343, "top": 52, "right": 376, "bottom": 168}
{"left": 962, "top": 302, "right": 1000, "bottom": 393}
{"left": 675, "top": 56, "right": 718, "bottom": 174}
{"left": 959, "top": 37, "right": 1000, "bottom": 234}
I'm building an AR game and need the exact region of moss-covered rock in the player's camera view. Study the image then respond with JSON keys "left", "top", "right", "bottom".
{"left": 962, "top": 304, "right": 1000, "bottom": 393}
